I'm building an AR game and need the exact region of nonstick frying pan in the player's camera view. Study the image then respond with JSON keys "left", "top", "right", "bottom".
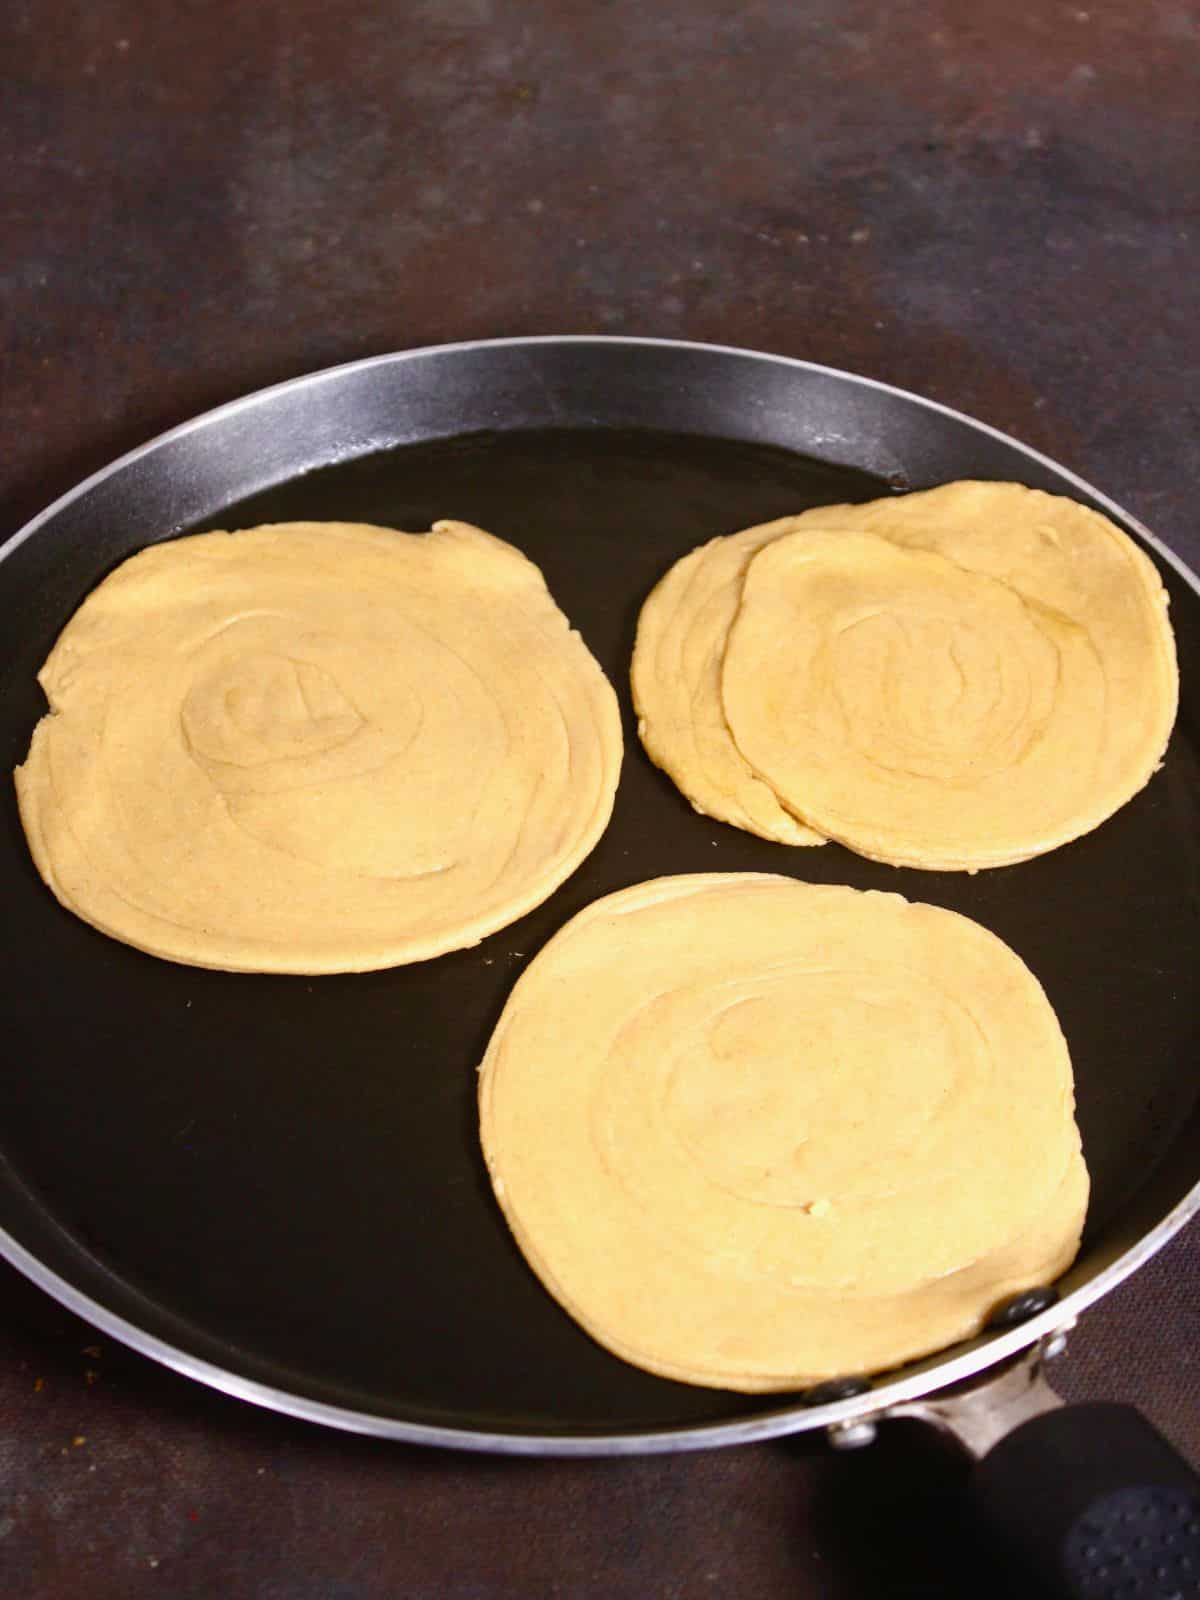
{"left": 2, "top": 338, "right": 1198, "bottom": 1595}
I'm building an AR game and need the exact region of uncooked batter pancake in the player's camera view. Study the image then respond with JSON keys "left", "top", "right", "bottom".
{"left": 631, "top": 519, "right": 824, "bottom": 845}
{"left": 479, "top": 874, "right": 1088, "bottom": 1391}
{"left": 15, "top": 520, "right": 622, "bottom": 973}
{"left": 722, "top": 483, "right": 1177, "bottom": 869}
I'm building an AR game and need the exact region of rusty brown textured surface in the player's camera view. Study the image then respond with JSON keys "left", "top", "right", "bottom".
{"left": 2, "top": 1, "right": 1198, "bottom": 1595}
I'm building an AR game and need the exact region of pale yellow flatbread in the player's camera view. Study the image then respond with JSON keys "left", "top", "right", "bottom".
{"left": 15, "top": 520, "right": 622, "bottom": 973}
{"left": 722, "top": 483, "right": 1177, "bottom": 870}
{"left": 631, "top": 519, "right": 825, "bottom": 845}
{"left": 479, "top": 873, "right": 1088, "bottom": 1390}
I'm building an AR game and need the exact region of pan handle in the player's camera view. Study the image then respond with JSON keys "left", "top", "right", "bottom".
{"left": 870, "top": 1337, "right": 1200, "bottom": 1598}
{"left": 970, "top": 1401, "right": 1200, "bottom": 1598}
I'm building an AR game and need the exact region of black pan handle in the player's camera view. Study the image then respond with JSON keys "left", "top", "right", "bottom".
{"left": 970, "top": 1402, "right": 1200, "bottom": 1598}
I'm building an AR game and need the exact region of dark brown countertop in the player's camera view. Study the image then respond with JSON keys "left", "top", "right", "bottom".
{"left": 2, "top": 3, "right": 1198, "bottom": 1595}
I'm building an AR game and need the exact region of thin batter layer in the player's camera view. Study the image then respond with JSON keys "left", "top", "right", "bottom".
{"left": 723, "top": 484, "right": 1177, "bottom": 870}
{"left": 479, "top": 874, "right": 1088, "bottom": 1391}
{"left": 15, "top": 520, "right": 622, "bottom": 973}
{"left": 631, "top": 519, "right": 825, "bottom": 845}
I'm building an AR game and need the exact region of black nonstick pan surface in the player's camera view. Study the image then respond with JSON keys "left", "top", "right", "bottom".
{"left": 1, "top": 337, "right": 1198, "bottom": 1454}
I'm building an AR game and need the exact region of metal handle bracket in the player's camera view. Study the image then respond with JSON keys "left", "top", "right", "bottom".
{"left": 826, "top": 1323, "right": 1075, "bottom": 1457}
